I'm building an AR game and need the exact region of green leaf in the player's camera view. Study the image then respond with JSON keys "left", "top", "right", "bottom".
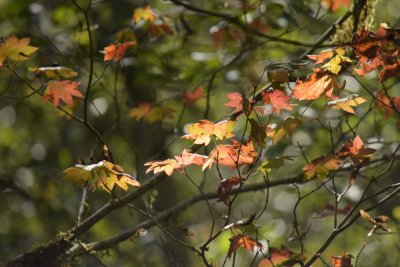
{"left": 258, "top": 156, "right": 295, "bottom": 174}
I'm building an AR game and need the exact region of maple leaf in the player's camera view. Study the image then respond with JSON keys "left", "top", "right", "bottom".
{"left": 217, "top": 177, "right": 244, "bottom": 205}
{"left": 202, "top": 140, "right": 257, "bottom": 170}
{"left": 132, "top": 5, "right": 155, "bottom": 24}
{"left": 174, "top": 149, "right": 207, "bottom": 167}
{"left": 331, "top": 253, "right": 353, "bottom": 267}
{"left": 327, "top": 94, "right": 367, "bottom": 114}
{"left": 267, "top": 116, "right": 301, "bottom": 144}
{"left": 29, "top": 66, "right": 78, "bottom": 79}
{"left": 303, "top": 155, "right": 342, "bottom": 180}
{"left": 63, "top": 160, "right": 140, "bottom": 193}
{"left": 144, "top": 159, "right": 180, "bottom": 176}
{"left": 292, "top": 70, "right": 333, "bottom": 100}
{"left": 336, "top": 135, "right": 376, "bottom": 164}
{"left": 258, "top": 245, "right": 305, "bottom": 267}
{"left": 262, "top": 90, "right": 294, "bottom": 115}
{"left": 228, "top": 234, "right": 263, "bottom": 258}
{"left": 0, "top": 35, "right": 38, "bottom": 66}
{"left": 182, "top": 119, "right": 235, "bottom": 146}
{"left": 41, "top": 80, "right": 84, "bottom": 107}
{"left": 102, "top": 41, "right": 135, "bottom": 61}
{"left": 182, "top": 86, "right": 204, "bottom": 105}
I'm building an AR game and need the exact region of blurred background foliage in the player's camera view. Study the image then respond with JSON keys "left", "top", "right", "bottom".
{"left": 0, "top": 0, "right": 399, "bottom": 266}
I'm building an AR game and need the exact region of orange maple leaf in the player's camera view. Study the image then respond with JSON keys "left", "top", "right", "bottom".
{"left": 228, "top": 234, "right": 263, "bottom": 258}
{"left": 331, "top": 253, "right": 353, "bottom": 267}
{"left": 202, "top": 140, "right": 256, "bottom": 170}
{"left": 292, "top": 71, "right": 333, "bottom": 100}
{"left": 182, "top": 119, "right": 235, "bottom": 146}
{"left": 174, "top": 149, "right": 207, "bottom": 167}
{"left": 374, "top": 91, "right": 400, "bottom": 117}
{"left": 262, "top": 90, "right": 293, "bottom": 115}
{"left": 103, "top": 41, "right": 135, "bottom": 62}
{"left": 41, "top": 80, "right": 83, "bottom": 107}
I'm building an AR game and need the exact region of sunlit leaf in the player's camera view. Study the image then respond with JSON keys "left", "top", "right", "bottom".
{"left": 29, "top": 66, "right": 78, "bottom": 79}
{"left": 0, "top": 35, "right": 38, "bottom": 66}
{"left": 182, "top": 119, "right": 235, "bottom": 146}
{"left": 202, "top": 140, "right": 257, "bottom": 170}
{"left": 63, "top": 160, "right": 140, "bottom": 193}
{"left": 336, "top": 135, "right": 376, "bottom": 164}
{"left": 327, "top": 94, "right": 367, "bottom": 114}
{"left": 262, "top": 90, "right": 294, "bottom": 115}
{"left": 293, "top": 71, "right": 333, "bottom": 100}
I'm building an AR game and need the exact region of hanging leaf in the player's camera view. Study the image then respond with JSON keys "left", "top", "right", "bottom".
{"left": 293, "top": 70, "right": 333, "bottom": 100}
{"left": 327, "top": 94, "right": 367, "bottom": 114}
{"left": 41, "top": 80, "right": 84, "bottom": 107}
{"left": 227, "top": 234, "right": 263, "bottom": 258}
{"left": 303, "top": 155, "right": 342, "bottom": 180}
{"left": 217, "top": 177, "right": 244, "bottom": 205}
{"left": 144, "top": 159, "right": 180, "bottom": 176}
{"left": 262, "top": 90, "right": 294, "bottom": 115}
{"left": 202, "top": 140, "right": 257, "bottom": 170}
{"left": 63, "top": 160, "right": 140, "bottom": 193}
{"left": 128, "top": 103, "right": 175, "bottom": 123}
{"left": 29, "top": 66, "right": 78, "bottom": 79}
{"left": 132, "top": 5, "right": 156, "bottom": 23}
{"left": 102, "top": 41, "right": 136, "bottom": 61}
{"left": 182, "top": 119, "right": 235, "bottom": 146}
{"left": 0, "top": 35, "right": 38, "bottom": 66}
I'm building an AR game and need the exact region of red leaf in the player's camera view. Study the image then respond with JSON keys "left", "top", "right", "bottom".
{"left": 374, "top": 91, "right": 400, "bottom": 117}
{"left": 182, "top": 86, "right": 204, "bottom": 105}
{"left": 103, "top": 41, "right": 135, "bottom": 61}
{"left": 228, "top": 234, "right": 263, "bottom": 258}
{"left": 262, "top": 90, "right": 293, "bottom": 115}
{"left": 217, "top": 177, "right": 244, "bottom": 205}
{"left": 41, "top": 80, "right": 83, "bottom": 107}
{"left": 203, "top": 140, "right": 257, "bottom": 170}
{"left": 292, "top": 71, "right": 333, "bottom": 100}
